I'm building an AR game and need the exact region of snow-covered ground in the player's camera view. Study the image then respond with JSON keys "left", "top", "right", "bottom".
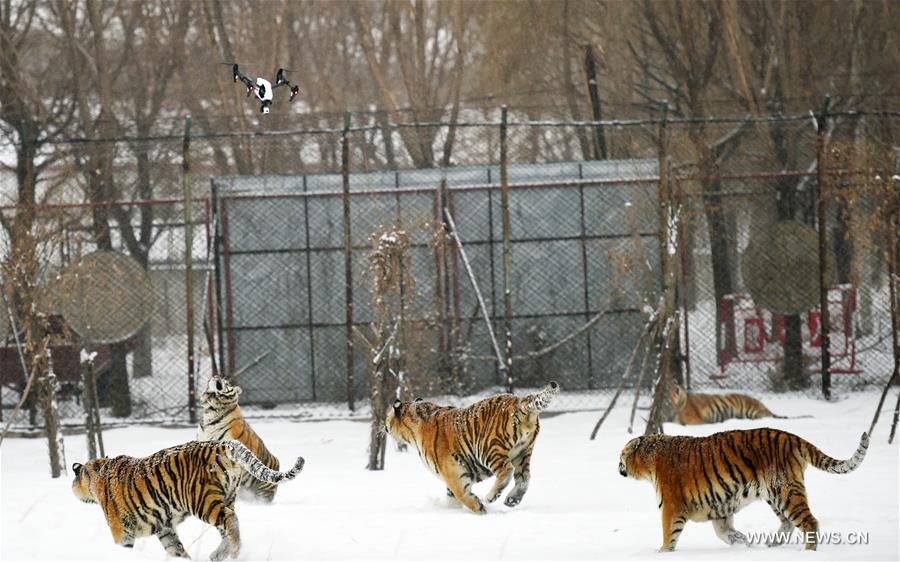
{"left": 1, "top": 391, "right": 897, "bottom": 561}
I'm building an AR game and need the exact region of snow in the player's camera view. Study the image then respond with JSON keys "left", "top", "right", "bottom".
{"left": 1, "top": 392, "right": 898, "bottom": 561}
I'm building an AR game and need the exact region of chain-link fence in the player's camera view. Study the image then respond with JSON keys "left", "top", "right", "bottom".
{"left": 0, "top": 198, "right": 210, "bottom": 426}
{"left": 1, "top": 110, "right": 897, "bottom": 429}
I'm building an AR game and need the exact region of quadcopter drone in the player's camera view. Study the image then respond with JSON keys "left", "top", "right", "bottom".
{"left": 231, "top": 64, "right": 300, "bottom": 114}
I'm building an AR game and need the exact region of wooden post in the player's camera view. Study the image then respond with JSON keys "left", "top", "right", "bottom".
{"left": 816, "top": 96, "right": 833, "bottom": 401}
{"left": 342, "top": 111, "right": 356, "bottom": 412}
{"left": 499, "top": 105, "right": 513, "bottom": 393}
{"left": 182, "top": 116, "right": 197, "bottom": 423}
{"left": 40, "top": 360, "right": 65, "bottom": 478}
{"left": 81, "top": 354, "right": 98, "bottom": 459}
{"left": 644, "top": 106, "right": 680, "bottom": 435}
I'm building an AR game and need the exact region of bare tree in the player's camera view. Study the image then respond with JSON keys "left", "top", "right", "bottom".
{"left": 45, "top": 1, "right": 194, "bottom": 415}
{"left": 717, "top": 0, "right": 898, "bottom": 387}
{"left": 349, "top": 0, "right": 469, "bottom": 168}
{"left": 628, "top": 0, "right": 740, "bottom": 372}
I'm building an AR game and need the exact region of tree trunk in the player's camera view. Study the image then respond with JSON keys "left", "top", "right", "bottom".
{"left": 39, "top": 371, "right": 65, "bottom": 478}
{"left": 774, "top": 174, "right": 811, "bottom": 389}
{"left": 89, "top": 171, "right": 133, "bottom": 417}
{"left": 702, "top": 178, "right": 737, "bottom": 364}
{"left": 782, "top": 315, "right": 809, "bottom": 389}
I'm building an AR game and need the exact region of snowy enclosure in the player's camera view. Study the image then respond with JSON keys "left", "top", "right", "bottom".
{"left": 2, "top": 391, "right": 897, "bottom": 560}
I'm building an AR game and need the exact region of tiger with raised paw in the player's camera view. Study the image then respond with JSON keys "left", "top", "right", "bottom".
{"left": 198, "top": 376, "right": 283, "bottom": 502}
{"left": 386, "top": 381, "right": 559, "bottom": 514}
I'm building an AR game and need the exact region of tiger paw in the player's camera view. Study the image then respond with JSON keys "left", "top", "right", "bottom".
{"left": 727, "top": 530, "right": 748, "bottom": 545}
{"left": 504, "top": 495, "right": 522, "bottom": 507}
{"left": 487, "top": 491, "right": 502, "bottom": 503}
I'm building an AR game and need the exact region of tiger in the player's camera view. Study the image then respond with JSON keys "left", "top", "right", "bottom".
{"left": 71, "top": 440, "right": 305, "bottom": 561}
{"left": 198, "top": 376, "right": 282, "bottom": 502}
{"left": 618, "top": 428, "right": 868, "bottom": 552}
{"left": 669, "top": 383, "right": 810, "bottom": 425}
{"left": 385, "top": 381, "right": 559, "bottom": 514}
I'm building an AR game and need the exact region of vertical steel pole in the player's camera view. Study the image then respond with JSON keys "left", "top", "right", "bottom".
{"left": 435, "top": 181, "right": 450, "bottom": 389}
{"left": 342, "top": 112, "right": 356, "bottom": 412}
{"left": 676, "top": 177, "right": 692, "bottom": 389}
{"left": 302, "top": 175, "right": 317, "bottom": 401}
{"left": 211, "top": 181, "right": 226, "bottom": 377}
{"left": 577, "top": 163, "right": 595, "bottom": 388}
{"left": 816, "top": 96, "right": 833, "bottom": 400}
{"left": 182, "top": 116, "right": 196, "bottom": 423}
{"left": 499, "top": 105, "right": 513, "bottom": 393}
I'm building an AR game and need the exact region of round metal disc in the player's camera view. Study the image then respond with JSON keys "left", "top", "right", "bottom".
{"left": 58, "top": 251, "right": 154, "bottom": 344}
{"left": 741, "top": 221, "right": 834, "bottom": 315}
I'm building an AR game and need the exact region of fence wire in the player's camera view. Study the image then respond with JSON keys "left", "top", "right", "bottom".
{"left": 1, "top": 111, "right": 897, "bottom": 429}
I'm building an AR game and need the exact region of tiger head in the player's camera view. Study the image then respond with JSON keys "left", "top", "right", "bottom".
{"left": 71, "top": 459, "right": 107, "bottom": 504}
{"left": 668, "top": 382, "right": 688, "bottom": 409}
{"left": 618, "top": 436, "right": 659, "bottom": 480}
{"left": 385, "top": 397, "right": 435, "bottom": 444}
{"left": 203, "top": 376, "right": 242, "bottom": 406}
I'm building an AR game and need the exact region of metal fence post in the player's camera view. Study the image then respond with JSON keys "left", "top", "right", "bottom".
{"left": 499, "top": 105, "right": 513, "bottom": 393}
{"left": 816, "top": 96, "right": 833, "bottom": 401}
{"left": 577, "top": 163, "right": 595, "bottom": 388}
{"left": 342, "top": 111, "right": 356, "bottom": 412}
{"left": 675, "top": 176, "right": 692, "bottom": 389}
{"left": 302, "top": 174, "right": 317, "bottom": 401}
{"left": 182, "top": 116, "right": 196, "bottom": 423}
{"left": 211, "top": 180, "right": 226, "bottom": 378}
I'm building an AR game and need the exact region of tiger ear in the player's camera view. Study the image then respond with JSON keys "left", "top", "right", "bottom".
{"left": 414, "top": 397, "right": 423, "bottom": 402}
{"left": 393, "top": 399, "right": 402, "bottom": 414}
{"left": 72, "top": 463, "right": 82, "bottom": 474}
{"left": 234, "top": 385, "right": 243, "bottom": 396}
{"left": 668, "top": 383, "right": 685, "bottom": 404}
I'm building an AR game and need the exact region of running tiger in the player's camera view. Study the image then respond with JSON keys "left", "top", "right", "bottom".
{"left": 618, "top": 428, "right": 868, "bottom": 551}
{"left": 385, "top": 381, "right": 559, "bottom": 514}
{"left": 669, "top": 383, "right": 810, "bottom": 424}
{"left": 199, "top": 376, "right": 282, "bottom": 502}
{"left": 71, "top": 440, "right": 305, "bottom": 560}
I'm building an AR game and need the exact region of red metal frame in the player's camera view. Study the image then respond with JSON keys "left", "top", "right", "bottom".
{"left": 716, "top": 285, "right": 859, "bottom": 378}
